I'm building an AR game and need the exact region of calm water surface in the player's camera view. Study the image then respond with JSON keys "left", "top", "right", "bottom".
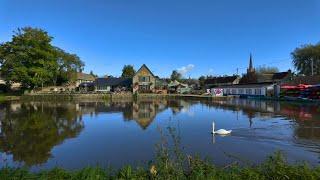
{"left": 0, "top": 98, "right": 320, "bottom": 170}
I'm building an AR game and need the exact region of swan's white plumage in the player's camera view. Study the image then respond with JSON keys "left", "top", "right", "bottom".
{"left": 212, "top": 121, "right": 232, "bottom": 135}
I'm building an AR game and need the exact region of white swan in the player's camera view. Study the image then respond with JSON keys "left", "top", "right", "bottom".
{"left": 212, "top": 121, "right": 232, "bottom": 135}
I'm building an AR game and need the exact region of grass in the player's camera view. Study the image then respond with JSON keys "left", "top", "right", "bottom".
{"left": 1, "top": 153, "right": 319, "bottom": 179}
{"left": 1, "top": 128, "right": 320, "bottom": 179}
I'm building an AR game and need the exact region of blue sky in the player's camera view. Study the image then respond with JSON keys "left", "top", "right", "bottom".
{"left": 1, "top": 0, "right": 320, "bottom": 78}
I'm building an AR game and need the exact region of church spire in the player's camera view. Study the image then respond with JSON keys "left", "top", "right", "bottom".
{"left": 247, "top": 53, "right": 254, "bottom": 73}
{"left": 249, "top": 53, "right": 253, "bottom": 69}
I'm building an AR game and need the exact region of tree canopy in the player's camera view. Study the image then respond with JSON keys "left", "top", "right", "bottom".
{"left": 170, "top": 70, "right": 182, "bottom": 81}
{"left": 292, "top": 43, "right": 320, "bottom": 76}
{"left": 121, "top": 65, "right": 136, "bottom": 78}
{"left": 198, "top": 76, "right": 206, "bottom": 88}
{"left": 256, "top": 66, "right": 279, "bottom": 74}
{"left": 0, "top": 27, "right": 84, "bottom": 89}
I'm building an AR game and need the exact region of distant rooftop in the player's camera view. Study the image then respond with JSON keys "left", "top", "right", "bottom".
{"left": 95, "top": 77, "right": 132, "bottom": 86}
{"left": 77, "top": 72, "right": 96, "bottom": 81}
{"left": 205, "top": 75, "right": 239, "bottom": 84}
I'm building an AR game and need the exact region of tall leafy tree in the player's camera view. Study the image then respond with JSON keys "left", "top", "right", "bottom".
{"left": 54, "top": 47, "right": 84, "bottom": 85}
{"left": 121, "top": 65, "right": 136, "bottom": 78}
{"left": 0, "top": 27, "right": 84, "bottom": 89}
{"left": 198, "top": 75, "right": 206, "bottom": 88}
{"left": 292, "top": 43, "right": 320, "bottom": 76}
{"left": 170, "top": 70, "right": 182, "bottom": 81}
{"left": 256, "top": 66, "right": 279, "bottom": 74}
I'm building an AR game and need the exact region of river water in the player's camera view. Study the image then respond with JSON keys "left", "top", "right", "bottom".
{"left": 0, "top": 98, "right": 319, "bottom": 170}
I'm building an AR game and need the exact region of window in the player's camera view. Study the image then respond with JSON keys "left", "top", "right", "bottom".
{"left": 255, "top": 88, "right": 261, "bottom": 95}
{"left": 139, "top": 76, "right": 150, "bottom": 82}
{"left": 139, "top": 85, "right": 150, "bottom": 90}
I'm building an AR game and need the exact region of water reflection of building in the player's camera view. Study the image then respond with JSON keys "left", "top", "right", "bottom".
{"left": 1, "top": 98, "right": 319, "bottom": 167}
{"left": 204, "top": 98, "right": 320, "bottom": 141}
{"left": 132, "top": 100, "right": 167, "bottom": 129}
{"left": 75, "top": 99, "right": 193, "bottom": 129}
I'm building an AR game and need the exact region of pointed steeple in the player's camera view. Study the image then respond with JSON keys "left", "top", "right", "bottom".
{"left": 247, "top": 53, "right": 254, "bottom": 73}
{"left": 249, "top": 53, "right": 253, "bottom": 70}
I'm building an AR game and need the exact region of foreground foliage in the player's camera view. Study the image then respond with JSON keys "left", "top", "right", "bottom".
{"left": 1, "top": 127, "right": 320, "bottom": 179}
{"left": 1, "top": 153, "right": 319, "bottom": 180}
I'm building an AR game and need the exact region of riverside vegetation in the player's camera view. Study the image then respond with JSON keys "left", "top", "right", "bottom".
{"left": 0, "top": 127, "right": 319, "bottom": 180}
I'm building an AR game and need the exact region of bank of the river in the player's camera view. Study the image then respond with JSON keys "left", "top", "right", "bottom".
{"left": 1, "top": 153, "right": 319, "bottom": 179}
{"left": 0, "top": 94, "right": 20, "bottom": 102}
{"left": 21, "top": 93, "right": 233, "bottom": 101}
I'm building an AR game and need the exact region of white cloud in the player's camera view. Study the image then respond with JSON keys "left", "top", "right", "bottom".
{"left": 177, "top": 64, "right": 195, "bottom": 76}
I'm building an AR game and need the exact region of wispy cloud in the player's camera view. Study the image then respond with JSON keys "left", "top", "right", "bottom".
{"left": 177, "top": 64, "right": 195, "bottom": 76}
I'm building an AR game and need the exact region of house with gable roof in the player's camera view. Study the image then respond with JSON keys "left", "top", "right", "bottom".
{"left": 133, "top": 64, "right": 156, "bottom": 93}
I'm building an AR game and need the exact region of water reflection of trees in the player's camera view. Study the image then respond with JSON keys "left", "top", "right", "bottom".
{"left": 1, "top": 98, "right": 319, "bottom": 166}
{"left": 0, "top": 99, "right": 195, "bottom": 167}
{"left": 0, "top": 102, "right": 84, "bottom": 166}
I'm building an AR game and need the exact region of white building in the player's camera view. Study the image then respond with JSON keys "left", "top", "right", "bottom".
{"left": 212, "top": 83, "right": 278, "bottom": 97}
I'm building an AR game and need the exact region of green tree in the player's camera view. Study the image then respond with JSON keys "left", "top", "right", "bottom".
{"left": 121, "top": 65, "right": 136, "bottom": 78}
{"left": 170, "top": 70, "right": 182, "bottom": 81}
{"left": 256, "top": 65, "right": 279, "bottom": 74}
{"left": 198, "top": 76, "right": 206, "bottom": 88}
{"left": 53, "top": 47, "right": 84, "bottom": 85}
{"left": 292, "top": 43, "right": 320, "bottom": 75}
{"left": 199, "top": 76, "right": 206, "bottom": 88}
{"left": 89, "top": 70, "right": 98, "bottom": 78}
{"left": 0, "top": 27, "right": 84, "bottom": 89}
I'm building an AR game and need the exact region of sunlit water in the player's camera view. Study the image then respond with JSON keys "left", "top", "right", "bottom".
{"left": 0, "top": 98, "right": 320, "bottom": 171}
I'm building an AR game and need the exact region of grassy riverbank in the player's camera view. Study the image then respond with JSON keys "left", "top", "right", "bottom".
{"left": 1, "top": 152, "right": 319, "bottom": 179}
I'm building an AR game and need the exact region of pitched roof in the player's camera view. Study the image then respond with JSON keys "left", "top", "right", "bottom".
{"left": 281, "top": 75, "right": 320, "bottom": 86}
{"left": 77, "top": 72, "right": 96, "bottom": 81}
{"left": 205, "top": 76, "right": 239, "bottom": 84}
{"left": 135, "top": 64, "right": 155, "bottom": 77}
{"left": 95, "top": 77, "right": 132, "bottom": 86}
{"left": 257, "top": 71, "right": 291, "bottom": 83}
{"left": 272, "top": 71, "right": 290, "bottom": 80}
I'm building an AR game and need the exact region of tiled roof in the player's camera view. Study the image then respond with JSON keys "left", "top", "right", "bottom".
{"left": 257, "top": 71, "right": 291, "bottom": 83}
{"left": 95, "top": 77, "right": 132, "bottom": 86}
{"left": 272, "top": 72, "right": 290, "bottom": 80}
{"left": 77, "top": 72, "right": 96, "bottom": 81}
{"left": 281, "top": 75, "right": 320, "bottom": 85}
{"left": 205, "top": 76, "right": 239, "bottom": 84}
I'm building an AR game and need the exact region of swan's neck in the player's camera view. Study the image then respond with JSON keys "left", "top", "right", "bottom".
{"left": 212, "top": 122, "right": 215, "bottom": 133}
